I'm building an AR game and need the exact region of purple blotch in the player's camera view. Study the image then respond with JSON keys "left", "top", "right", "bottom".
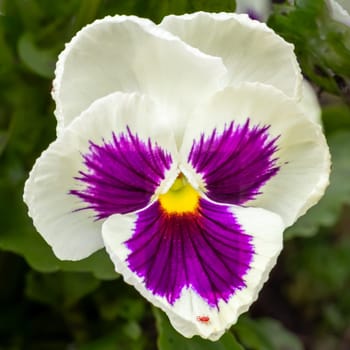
{"left": 126, "top": 199, "right": 254, "bottom": 307}
{"left": 247, "top": 9, "right": 261, "bottom": 21}
{"left": 70, "top": 127, "right": 172, "bottom": 219}
{"left": 188, "top": 119, "right": 280, "bottom": 206}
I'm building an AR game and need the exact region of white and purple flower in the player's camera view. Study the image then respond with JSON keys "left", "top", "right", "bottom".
{"left": 24, "top": 13, "right": 330, "bottom": 340}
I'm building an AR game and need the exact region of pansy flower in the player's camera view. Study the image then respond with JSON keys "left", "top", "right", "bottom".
{"left": 24, "top": 13, "right": 330, "bottom": 340}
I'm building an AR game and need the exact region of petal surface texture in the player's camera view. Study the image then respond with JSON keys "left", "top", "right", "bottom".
{"left": 53, "top": 15, "right": 227, "bottom": 140}
{"left": 298, "top": 80, "right": 322, "bottom": 125}
{"left": 23, "top": 92, "right": 177, "bottom": 260}
{"left": 70, "top": 128, "right": 173, "bottom": 219}
{"left": 160, "top": 12, "right": 302, "bottom": 99}
{"left": 103, "top": 199, "right": 284, "bottom": 340}
{"left": 180, "top": 84, "right": 330, "bottom": 227}
{"left": 187, "top": 119, "right": 280, "bottom": 205}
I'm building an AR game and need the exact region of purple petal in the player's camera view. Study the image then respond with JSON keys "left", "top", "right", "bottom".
{"left": 70, "top": 127, "right": 172, "bottom": 219}
{"left": 188, "top": 119, "right": 279, "bottom": 205}
{"left": 126, "top": 198, "right": 254, "bottom": 307}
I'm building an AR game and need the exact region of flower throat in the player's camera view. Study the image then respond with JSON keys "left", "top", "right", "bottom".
{"left": 159, "top": 174, "right": 199, "bottom": 214}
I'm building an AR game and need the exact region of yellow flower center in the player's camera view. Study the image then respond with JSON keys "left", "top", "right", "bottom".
{"left": 159, "top": 175, "right": 199, "bottom": 214}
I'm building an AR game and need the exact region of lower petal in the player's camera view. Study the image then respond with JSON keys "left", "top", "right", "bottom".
{"left": 102, "top": 198, "right": 283, "bottom": 339}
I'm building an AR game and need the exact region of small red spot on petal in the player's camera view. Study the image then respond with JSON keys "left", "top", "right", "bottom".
{"left": 196, "top": 316, "right": 210, "bottom": 323}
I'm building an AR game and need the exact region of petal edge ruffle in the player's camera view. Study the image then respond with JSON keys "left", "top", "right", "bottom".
{"left": 24, "top": 92, "right": 177, "bottom": 260}
{"left": 102, "top": 198, "right": 283, "bottom": 340}
{"left": 53, "top": 15, "right": 227, "bottom": 141}
{"left": 160, "top": 12, "right": 302, "bottom": 100}
{"left": 180, "top": 83, "right": 330, "bottom": 227}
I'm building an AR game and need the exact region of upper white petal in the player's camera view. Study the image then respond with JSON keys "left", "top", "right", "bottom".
{"left": 53, "top": 15, "right": 227, "bottom": 141}
{"left": 23, "top": 92, "right": 177, "bottom": 260}
{"left": 180, "top": 83, "right": 330, "bottom": 227}
{"left": 160, "top": 12, "right": 302, "bottom": 99}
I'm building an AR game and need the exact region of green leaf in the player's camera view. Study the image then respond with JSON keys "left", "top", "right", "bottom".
{"left": 286, "top": 236, "right": 350, "bottom": 303}
{"left": 71, "top": 0, "right": 103, "bottom": 34}
{"left": 78, "top": 333, "right": 122, "bottom": 350}
{"left": 234, "top": 316, "right": 302, "bottom": 350}
{"left": 101, "top": 0, "right": 236, "bottom": 24}
{"left": 122, "top": 321, "right": 142, "bottom": 340}
{"left": 188, "top": 0, "right": 236, "bottom": 13}
{"left": 0, "top": 18, "right": 14, "bottom": 75}
{"left": 286, "top": 131, "right": 350, "bottom": 238}
{"left": 0, "top": 130, "right": 9, "bottom": 155}
{"left": 17, "top": 32, "right": 56, "bottom": 78}
{"left": 98, "top": 295, "right": 146, "bottom": 322}
{"left": 60, "top": 249, "right": 119, "bottom": 280}
{"left": 25, "top": 270, "right": 100, "bottom": 308}
{"left": 322, "top": 104, "right": 350, "bottom": 135}
{"left": 154, "top": 308, "right": 244, "bottom": 350}
{"left": 257, "top": 318, "right": 303, "bottom": 350}
{"left": 79, "top": 326, "right": 146, "bottom": 350}
{"left": 268, "top": 0, "right": 350, "bottom": 101}
{"left": 233, "top": 317, "right": 273, "bottom": 350}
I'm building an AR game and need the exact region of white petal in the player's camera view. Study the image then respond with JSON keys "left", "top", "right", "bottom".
{"left": 336, "top": 0, "right": 350, "bottom": 13}
{"left": 160, "top": 12, "right": 302, "bottom": 99}
{"left": 102, "top": 204, "right": 283, "bottom": 340}
{"left": 328, "top": 0, "right": 350, "bottom": 26}
{"left": 23, "top": 92, "right": 178, "bottom": 260}
{"left": 298, "top": 80, "right": 322, "bottom": 125}
{"left": 180, "top": 83, "right": 330, "bottom": 227}
{"left": 53, "top": 15, "right": 227, "bottom": 140}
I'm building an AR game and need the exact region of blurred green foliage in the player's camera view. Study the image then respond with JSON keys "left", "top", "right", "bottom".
{"left": 1, "top": 0, "right": 350, "bottom": 349}
{"left": 154, "top": 309, "right": 243, "bottom": 350}
{"left": 269, "top": 0, "right": 350, "bottom": 102}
